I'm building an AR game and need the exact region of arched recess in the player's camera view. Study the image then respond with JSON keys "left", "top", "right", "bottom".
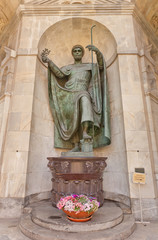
{"left": 27, "top": 18, "right": 130, "bottom": 207}
{"left": 38, "top": 18, "right": 117, "bottom": 67}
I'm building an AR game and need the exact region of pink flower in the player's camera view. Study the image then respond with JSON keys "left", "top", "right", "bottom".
{"left": 57, "top": 201, "right": 64, "bottom": 209}
{"left": 57, "top": 195, "right": 99, "bottom": 213}
{"left": 72, "top": 194, "right": 79, "bottom": 198}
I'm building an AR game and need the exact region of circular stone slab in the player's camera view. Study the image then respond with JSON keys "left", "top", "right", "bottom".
{"left": 31, "top": 201, "right": 123, "bottom": 232}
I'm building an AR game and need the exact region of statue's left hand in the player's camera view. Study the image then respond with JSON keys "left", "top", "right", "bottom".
{"left": 86, "top": 45, "right": 99, "bottom": 53}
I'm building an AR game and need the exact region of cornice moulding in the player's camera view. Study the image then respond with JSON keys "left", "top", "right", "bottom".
{"left": 1, "top": 47, "right": 16, "bottom": 68}
{"left": 25, "top": 0, "right": 133, "bottom": 5}
{"left": 17, "top": 48, "right": 38, "bottom": 56}
{"left": 16, "top": 3, "right": 158, "bottom": 49}
{"left": 16, "top": 4, "right": 135, "bottom": 16}
{"left": 0, "top": 92, "right": 12, "bottom": 102}
{"left": 139, "top": 49, "right": 155, "bottom": 67}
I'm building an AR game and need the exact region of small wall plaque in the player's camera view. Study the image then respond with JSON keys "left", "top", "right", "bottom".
{"left": 133, "top": 172, "right": 146, "bottom": 184}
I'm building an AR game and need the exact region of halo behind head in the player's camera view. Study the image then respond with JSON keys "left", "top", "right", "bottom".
{"left": 71, "top": 45, "right": 85, "bottom": 56}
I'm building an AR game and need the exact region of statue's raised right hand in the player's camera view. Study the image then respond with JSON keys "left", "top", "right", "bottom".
{"left": 42, "top": 56, "right": 50, "bottom": 63}
{"left": 41, "top": 48, "right": 51, "bottom": 63}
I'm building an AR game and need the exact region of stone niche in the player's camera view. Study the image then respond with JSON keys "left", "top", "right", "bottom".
{"left": 38, "top": 18, "right": 117, "bottom": 67}
{"left": 27, "top": 17, "right": 130, "bottom": 208}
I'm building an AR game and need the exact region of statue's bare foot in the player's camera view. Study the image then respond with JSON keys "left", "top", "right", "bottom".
{"left": 69, "top": 145, "right": 80, "bottom": 152}
{"left": 83, "top": 132, "right": 92, "bottom": 140}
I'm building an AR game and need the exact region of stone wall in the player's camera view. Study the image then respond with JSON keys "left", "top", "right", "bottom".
{"left": 29, "top": 17, "right": 130, "bottom": 206}
{"left": 0, "top": 99, "right": 4, "bottom": 131}
{"left": 26, "top": 58, "right": 53, "bottom": 197}
{"left": 0, "top": 1, "right": 158, "bottom": 219}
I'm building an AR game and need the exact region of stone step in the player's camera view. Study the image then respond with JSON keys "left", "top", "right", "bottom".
{"left": 31, "top": 201, "right": 124, "bottom": 232}
{"left": 19, "top": 214, "right": 135, "bottom": 240}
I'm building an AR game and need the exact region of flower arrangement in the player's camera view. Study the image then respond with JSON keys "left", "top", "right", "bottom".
{"left": 57, "top": 194, "right": 100, "bottom": 214}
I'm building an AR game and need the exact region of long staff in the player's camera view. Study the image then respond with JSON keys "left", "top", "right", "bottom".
{"left": 91, "top": 25, "right": 96, "bottom": 67}
{"left": 90, "top": 25, "right": 96, "bottom": 141}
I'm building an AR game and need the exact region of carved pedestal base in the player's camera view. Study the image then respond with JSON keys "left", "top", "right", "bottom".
{"left": 47, "top": 156, "right": 107, "bottom": 207}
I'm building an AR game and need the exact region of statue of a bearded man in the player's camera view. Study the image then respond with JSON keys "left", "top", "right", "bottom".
{"left": 41, "top": 44, "right": 110, "bottom": 152}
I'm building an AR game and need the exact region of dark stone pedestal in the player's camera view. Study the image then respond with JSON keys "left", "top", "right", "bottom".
{"left": 47, "top": 156, "right": 107, "bottom": 207}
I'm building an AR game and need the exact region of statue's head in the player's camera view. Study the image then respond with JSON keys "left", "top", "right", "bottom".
{"left": 71, "top": 45, "right": 85, "bottom": 61}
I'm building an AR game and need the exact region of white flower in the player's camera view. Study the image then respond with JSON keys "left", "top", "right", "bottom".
{"left": 64, "top": 200, "right": 75, "bottom": 211}
{"left": 83, "top": 203, "right": 91, "bottom": 211}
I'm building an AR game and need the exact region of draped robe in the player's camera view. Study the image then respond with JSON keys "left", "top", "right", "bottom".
{"left": 48, "top": 61, "right": 111, "bottom": 149}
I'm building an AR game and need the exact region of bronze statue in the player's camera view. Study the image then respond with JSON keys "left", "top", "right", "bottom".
{"left": 41, "top": 44, "right": 110, "bottom": 152}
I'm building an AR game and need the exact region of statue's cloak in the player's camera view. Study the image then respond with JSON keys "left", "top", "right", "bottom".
{"left": 48, "top": 62, "right": 111, "bottom": 149}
